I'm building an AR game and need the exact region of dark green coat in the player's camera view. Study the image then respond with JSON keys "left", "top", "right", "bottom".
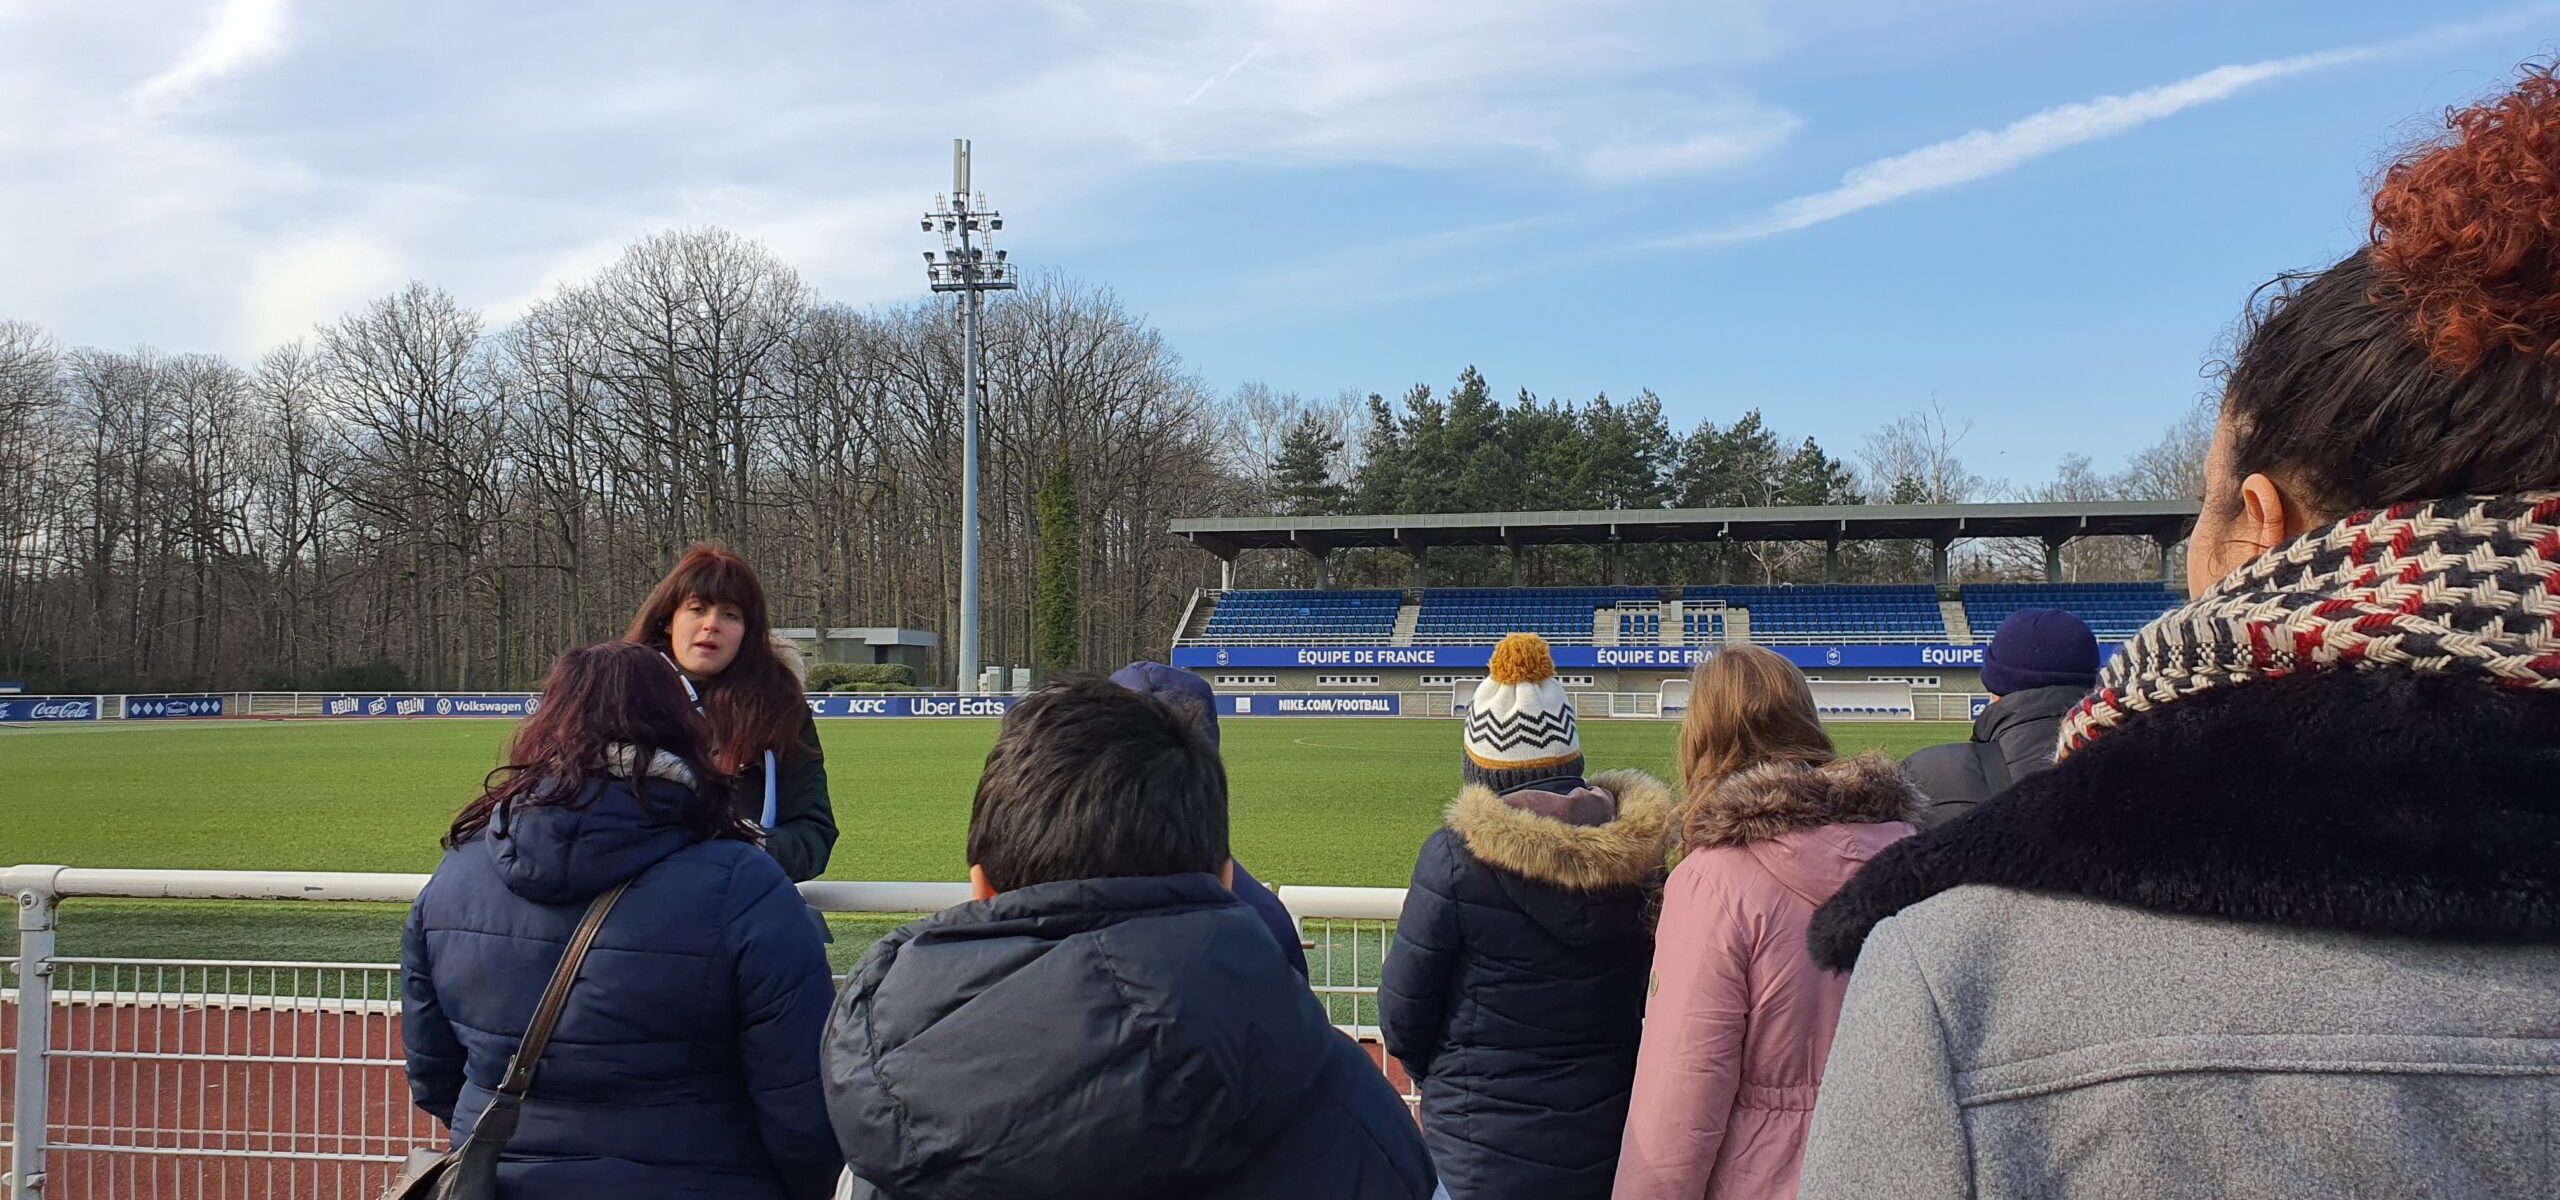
{"left": 727, "top": 706, "right": 837, "bottom": 882}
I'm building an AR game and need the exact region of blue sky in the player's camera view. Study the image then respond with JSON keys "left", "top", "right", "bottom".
{"left": 1, "top": 0, "right": 2553, "bottom": 486}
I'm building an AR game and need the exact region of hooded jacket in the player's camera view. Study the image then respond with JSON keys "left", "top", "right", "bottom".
{"left": 1379, "top": 770, "right": 1676, "bottom": 1200}
{"left": 822, "top": 873, "right": 1431, "bottom": 1200}
{"left": 402, "top": 752, "right": 842, "bottom": 1200}
{"left": 1896, "top": 685, "right": 2082, "bottom": 830}
{"left": 1614, "top": 756, "right": 1915, "bottom": 1200}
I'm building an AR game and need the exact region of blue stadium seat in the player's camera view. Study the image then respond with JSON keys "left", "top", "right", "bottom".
{"left": 1961, "top": 582, "right": 2178, "bottom": 642}
{"left": 1411, "top": 587, "right": 1659, "bottom": 644}
{"left": 1197, "top": 589, "right": 1402, "bottom": 641}
{"left": 1682, "top": 585, "right": 1946, "bottom": 642}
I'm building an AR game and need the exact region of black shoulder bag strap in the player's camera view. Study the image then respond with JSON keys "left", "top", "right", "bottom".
{"left": 429, "top": 878, "right": 635, "bottom": 1198}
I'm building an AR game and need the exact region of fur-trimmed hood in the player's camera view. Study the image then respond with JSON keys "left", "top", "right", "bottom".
{"left": 1447, "top": 768, "right": 1674, "bottom": 891}
{"left": 1685, "top": 753, "right": 1915, "bottom": 851}
{"left": 599, "top": 743, "right": 699, "bottom": 787}
{"left": 1809, "top": 668, "right": 2560, "bottom": 970}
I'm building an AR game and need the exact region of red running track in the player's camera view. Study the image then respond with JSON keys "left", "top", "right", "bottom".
{"left": 3, "top": 1000, "right": 1416, "bottom": 1199}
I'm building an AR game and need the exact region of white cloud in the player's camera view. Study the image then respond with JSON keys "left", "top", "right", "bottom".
{"left": 2, "top": 0, "right": 2538, "bottom": 357}
{"left": 1670, "top": 4, "right": 2556, "bottom": 248}
{"left": 131, "top": 0, "right": 290, "bottom": 110}
{"left": 236, "top": 228, "right": 408, "bottom": 350}
{"left": 1714, "top": 48, "right": 2371, "bottom": 241}
{"left": 0, "top": 0, "right": 1821, "bottom": 357}
{"left": 990, "top": 0, "right": 1800, "bottom": 182}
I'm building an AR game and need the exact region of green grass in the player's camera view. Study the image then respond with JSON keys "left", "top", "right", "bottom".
{"left": 0, "top": 717, "right": 1960, "bottom": 968}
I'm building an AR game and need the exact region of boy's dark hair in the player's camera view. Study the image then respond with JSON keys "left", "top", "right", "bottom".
{"left": 967, "top": 676, "right": 1230, "bottom": 891}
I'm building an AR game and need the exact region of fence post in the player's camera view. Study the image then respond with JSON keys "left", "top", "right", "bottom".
{"left": 6, "top": 865, "right": 61, "bottom": 1200}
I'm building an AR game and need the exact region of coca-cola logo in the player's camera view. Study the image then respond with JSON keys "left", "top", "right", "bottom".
{"left": 29, "top": 700, "right": 92, "bottom": 719}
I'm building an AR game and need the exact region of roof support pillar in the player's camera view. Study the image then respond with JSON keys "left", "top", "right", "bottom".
{"left": 1824, "top": 540, "right": 1842, "bottom": 584}
{"left": 1504, "top": 527, "right": 1526, "bottom": 588}
{"left": 1932, "top": 538, "right": 1954, "bottom": 587}
{"left": 2156, "top": 533, "right": 2182, "bottom": 587}
{"left": 2044, "top": 537, "right": 2069, "bottom": 584}
{"left": 1291, "top": 532, "right": 1335, "bottom": 591}
{"left": 1219, "top": 556, "right": 1236, "bottom": 590}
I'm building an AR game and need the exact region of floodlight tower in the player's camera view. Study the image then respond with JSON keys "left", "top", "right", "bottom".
{"left": 922, "top": 139, "right": 1018, "bottom": 693}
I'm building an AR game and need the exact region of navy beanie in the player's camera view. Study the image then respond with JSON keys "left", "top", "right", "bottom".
{"left": 1981, "top": 608, "right": 2100, "bottom": 696}
{"left": 1109, "top": 661, "right": 1220, "bottom": 746}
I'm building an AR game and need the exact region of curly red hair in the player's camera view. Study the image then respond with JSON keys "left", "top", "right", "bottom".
{"left": 2370, "top": 62, "right": 2560, "bottom": 370}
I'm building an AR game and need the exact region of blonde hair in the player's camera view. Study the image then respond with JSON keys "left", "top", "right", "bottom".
{"left": 1676, "top": 645, "right": 1835, "bottom": 806}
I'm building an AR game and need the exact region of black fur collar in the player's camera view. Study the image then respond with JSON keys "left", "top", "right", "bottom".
{"left": 1809, "top": 669, "right": 2560, "bottom": 969}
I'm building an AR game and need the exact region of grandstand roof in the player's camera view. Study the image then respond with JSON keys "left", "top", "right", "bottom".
{"left": 1171, "top": 501, "right": 2199, "bottom": 559}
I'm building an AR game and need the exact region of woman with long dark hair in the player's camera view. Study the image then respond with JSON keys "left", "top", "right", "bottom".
{"left": 401, "top": 641, "right": 841, "bottom": 1199}
{"left": 626, "top": 542, "right": 837, "bottom": 881}
{"left": 1799, "top": 66, "right": 2560, "bottom": 1199}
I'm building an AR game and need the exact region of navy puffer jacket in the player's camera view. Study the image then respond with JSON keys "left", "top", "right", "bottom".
{"left": 823, "top": 873, "right": 1433, "bottom": 1200}
{"left": 1380, "top": 770, "right": 1674, "bottom": 1200}
{"left": 402, "top": 753, "right": 842, "bottom": 1199}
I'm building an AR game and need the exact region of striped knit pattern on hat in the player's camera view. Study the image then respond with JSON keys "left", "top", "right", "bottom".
{"left": 1464, "top": 632, "right": 1585, "bottom": 793}
{"left": 2059, "top": 493, "right": 2560, "bottom": 758}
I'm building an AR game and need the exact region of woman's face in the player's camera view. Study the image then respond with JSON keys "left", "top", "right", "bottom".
{"left": 669, "top": 595, "right": 746, "bottom": 677}
{"left": 2188, "top": 418, "right": 2248, "bottom": 595}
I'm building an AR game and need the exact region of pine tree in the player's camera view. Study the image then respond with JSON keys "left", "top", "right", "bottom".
{"left": 1270, "top": 411, "right": 1346, "bottom": 515}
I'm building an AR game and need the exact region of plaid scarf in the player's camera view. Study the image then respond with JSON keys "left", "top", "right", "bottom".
{"left": 2060, "top": 493, "right": 2560, "bottom": 756}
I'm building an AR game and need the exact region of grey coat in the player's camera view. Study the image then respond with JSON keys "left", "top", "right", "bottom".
{"left": 1896, "top": 684, "right": 2081, "bottom": 830}
{"left": 1802, "top": 669, "right": 2560, "bottom": 1200}
{"left": 1801, "top": 888, "right": 2560, "bottom": 1200}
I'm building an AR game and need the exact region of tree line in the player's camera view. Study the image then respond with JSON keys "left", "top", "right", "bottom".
{"left": 0, "top": 226, "right": 2206, "bottom": 693}
{"left": 1232, "top": 379, "right": 2205, "bottom": 589}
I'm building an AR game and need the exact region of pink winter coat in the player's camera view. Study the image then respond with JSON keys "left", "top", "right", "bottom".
{"left": 1614, "top": 755, "right": 1916, "bottom": 1200}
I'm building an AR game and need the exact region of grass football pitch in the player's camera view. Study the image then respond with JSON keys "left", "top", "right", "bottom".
{"left": 0, "top": 717, "right": 1961, "bottom": 971}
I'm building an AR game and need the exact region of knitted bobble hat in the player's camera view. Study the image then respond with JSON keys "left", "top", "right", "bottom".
{"left": 1463, "top": 633, "right": 1584, "bottom": 793}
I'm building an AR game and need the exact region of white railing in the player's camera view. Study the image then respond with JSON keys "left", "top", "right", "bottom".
{"left": 0, "top": 866, "right": 1405, "bottom": 1200}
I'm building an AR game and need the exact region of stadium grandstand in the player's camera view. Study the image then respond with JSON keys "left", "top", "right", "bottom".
{"left": 1167, "top": 501, "right": 2196, "bottom": 718}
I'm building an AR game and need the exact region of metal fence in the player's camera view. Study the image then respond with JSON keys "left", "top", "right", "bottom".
{"left": 1, "top": 867, "right": 1405, "bottom": 1200}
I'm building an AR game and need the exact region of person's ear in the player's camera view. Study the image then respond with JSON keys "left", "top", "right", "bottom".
{"left": 2235, "top": 473, "right": 2303, "bottom": 556}
{"left": 969, "top": 863, "right": 999, "bottom": 901}
{"left": 1218, "top": 859, "right": 1235, "bottom": 891}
